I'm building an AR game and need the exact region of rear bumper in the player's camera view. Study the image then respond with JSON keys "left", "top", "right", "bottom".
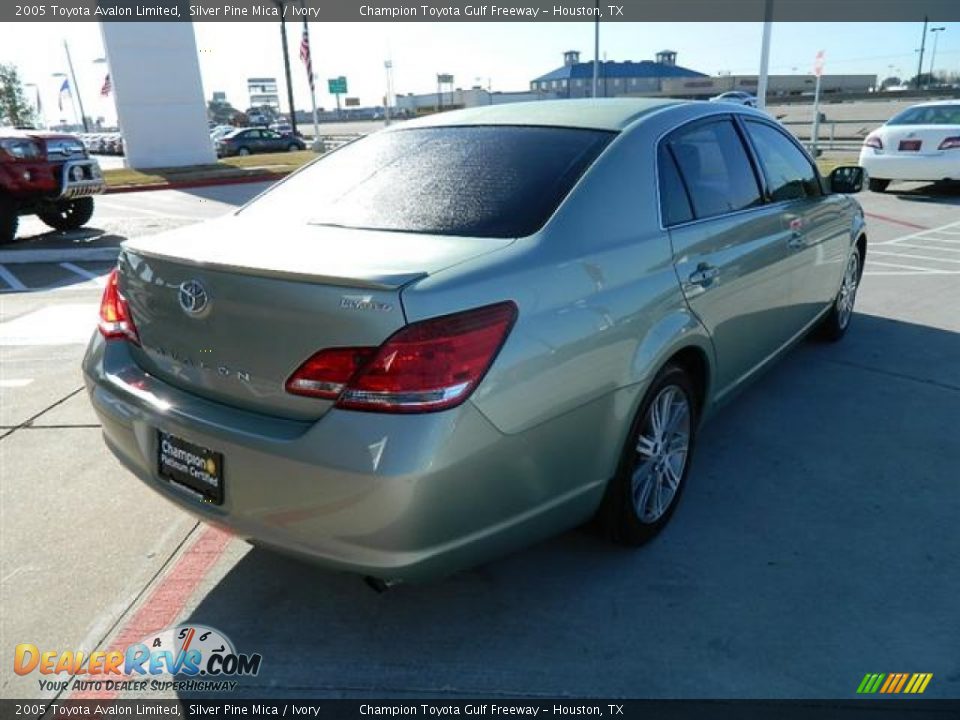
{"left": 82, "top": 334, "right": 609, "bottom": 581}
{"left": 859, "top": 150, "right": 959, "bottom": 182}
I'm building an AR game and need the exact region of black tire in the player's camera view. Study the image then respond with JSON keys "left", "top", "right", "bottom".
{"left": 287, "top": 144, "right": 300, "bottom": 152}
{"left": 600, "top": 363, "right": 699, "bottom": 546}
{"left": 37, "top": 197, "right": 95, "bottom": 232}
{"left": 0, "top": 196, "right": 17, "bottom": 245}
{"left": 819, "top": 246, "right": 862, "bottom": 342}
{"left": 237, "top": 147, "right": 252, "bottom": 156}
{"left": 868, "top": 178, "right": 890, "bottom": 193}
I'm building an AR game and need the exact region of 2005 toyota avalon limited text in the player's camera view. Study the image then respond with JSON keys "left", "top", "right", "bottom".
{"left": 83, "top": 99, "right": 867, "bottom": 583}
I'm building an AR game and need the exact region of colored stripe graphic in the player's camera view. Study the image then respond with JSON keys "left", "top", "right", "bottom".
{"left": 879, "top": 674, "right": 896, "bottom": 693}
{"left": 857, "top": 672, "right": 932, "bottom": 694}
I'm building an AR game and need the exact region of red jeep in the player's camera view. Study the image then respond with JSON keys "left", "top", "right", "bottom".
{"left": 0, "top": 128, "right": 105, "bottom": 245}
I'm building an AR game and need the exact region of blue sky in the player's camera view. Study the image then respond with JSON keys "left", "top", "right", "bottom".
{"left": 4, "top": 21, "right": 958, "bottom": 123}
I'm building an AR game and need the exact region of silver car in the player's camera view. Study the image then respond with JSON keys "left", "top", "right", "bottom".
{"left": 83, "top": 99, "right": 867, "bottom": 582}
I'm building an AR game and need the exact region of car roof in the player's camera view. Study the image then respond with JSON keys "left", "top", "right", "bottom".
{"left": 391, "top": 98, "right": 687, "bottom": 132}
{"left": 910, "top": 99, "right": 960, "bottom": 107}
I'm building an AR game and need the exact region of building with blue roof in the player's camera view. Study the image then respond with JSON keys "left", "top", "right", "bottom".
{"left": 531, "top": 50, "right": 708, "bottom": 98}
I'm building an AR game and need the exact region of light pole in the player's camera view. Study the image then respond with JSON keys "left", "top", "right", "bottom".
{"left": 592, "top": 0, "right": 600, "bottom": 98}
{"left": 928, "top": 27, "right": 946, "bottom": 85}
{"left": 272, "top": 0, "right": 298, "bottom": 137}
{"left": 385, "top": 60, "right": 394, "bottom": 126}
{"left": 756, "top": 0, "right": 773, "bottom": 111}
{"left": 915, "top": 17, "right": 928, "bottom": 89}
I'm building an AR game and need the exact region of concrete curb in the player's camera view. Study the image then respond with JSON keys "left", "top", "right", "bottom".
{"left": 103, "top": 172, "right": 287, "bottom": 194}
{"left": 0, "top": 247, "right": 121, "bottom": 264}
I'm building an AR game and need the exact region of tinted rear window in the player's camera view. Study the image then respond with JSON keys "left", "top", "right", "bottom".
{"left": 887, "top": 105, "right": 960, "bottom": 125}
{"left": 240, "top": 126, "right": 614, "bottom": 238}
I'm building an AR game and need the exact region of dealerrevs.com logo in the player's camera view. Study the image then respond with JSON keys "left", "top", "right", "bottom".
{"left": 14, "top": 624, "right": 262, "bottom": 694}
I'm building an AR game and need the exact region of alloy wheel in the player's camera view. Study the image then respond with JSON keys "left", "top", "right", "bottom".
{"left": 837, "top": 251, "right": 860, "bottom": 330}
{"left": 631, "top": 384, "right": 691, "bottom": 524}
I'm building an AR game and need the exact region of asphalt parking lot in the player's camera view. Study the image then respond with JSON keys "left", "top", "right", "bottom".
{"left": 1, "top": 181, "right": 958, "bottom": 701}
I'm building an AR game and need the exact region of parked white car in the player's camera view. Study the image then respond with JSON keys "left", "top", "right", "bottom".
{"left": 859, "top": 100, "right": 960, "bottom": 192}
{"left": 709, "top": 91, "right": 758, "bottom": 107}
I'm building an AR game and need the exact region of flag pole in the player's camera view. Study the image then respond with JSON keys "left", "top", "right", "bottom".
{"left": 63, "top": 40, "right": 89, "bottom": 132}
{"left": 299, "top": 1, "right": 321, "bottom": 151}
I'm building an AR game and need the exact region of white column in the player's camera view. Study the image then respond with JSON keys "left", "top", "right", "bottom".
{"left": 99, "top": 22, "right": 215, "bottom": 169}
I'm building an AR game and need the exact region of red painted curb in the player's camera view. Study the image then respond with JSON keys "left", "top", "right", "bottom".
{"left": 104, "top": 172, "right": 289, "bottom": 195}
{"left": 68, "top": 525, "right": 233, "bottom": 700}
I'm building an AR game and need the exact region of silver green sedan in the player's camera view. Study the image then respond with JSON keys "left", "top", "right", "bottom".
{"left": 83, "top": 99, "right": 867, "bottom": 583}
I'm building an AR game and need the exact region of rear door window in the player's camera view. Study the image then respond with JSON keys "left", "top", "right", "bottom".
{"left": 665, "top": 119, "right": 763, "bottom": 220}
{"left": 744, "top": 120, "right": 821, "bottom": 201}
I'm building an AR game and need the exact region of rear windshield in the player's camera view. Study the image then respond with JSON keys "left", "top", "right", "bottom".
{"left": 240, "top": 125, "right": 615, "bottom": 238}
{"left": 887, "top": 105, "right": 960, "bottom": 126}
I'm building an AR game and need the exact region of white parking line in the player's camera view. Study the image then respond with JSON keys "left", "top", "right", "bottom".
{"left": 893, "top": 242, "right": 960, "bottom": 254}
{"left": 0, "top": 379, "right": 34, "bottom": 388}
{"left": 919, "top": 234, "right": 960, "bottom": 244}
{"left": 0, "top": 304, "right": 98, "bottom": 346}
{"left": 872, "top": 220, "right": 960, "bottom": 246}
{"left": 871, "top": 250, "right": 960, "bottom": 264}
{"left": 866, "top": 260, "right": 957, "bottom": 274}
{"left": 60, "top": 263, "right": 108, "bottom": 287}
{"left": 0, "top": 264, "right": 27, "bottom": 291}
{"left": 94, "top": 199, "right": 198, "bottom": 220}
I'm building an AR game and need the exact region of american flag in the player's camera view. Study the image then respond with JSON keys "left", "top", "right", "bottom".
{"left": 299, "top": 25, "right": 314, "bottom": 92}
{"left": 100, "top": 73, "right": 112, "bottom": 97}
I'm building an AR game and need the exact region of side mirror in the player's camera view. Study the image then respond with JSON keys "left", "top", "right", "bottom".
{"left": 829, "top": 165, "right": 865, "bottom": 194}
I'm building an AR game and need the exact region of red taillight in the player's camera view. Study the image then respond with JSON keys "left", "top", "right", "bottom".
{"left": 98, "top": 268, "right": 140, "bottom": 344}
{"left": 938, "top": 137, "right": 960, "bottom": 150}
{"left": 285, "top": 347, "right": 377, "bottom": 399}
{"left": 286, "top": 301, "right": 517, "bottom": 413}
{"left": 863, "top": 135, "right": 883, "bottom": 150}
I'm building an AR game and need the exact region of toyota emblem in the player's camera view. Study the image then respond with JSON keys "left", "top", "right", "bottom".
{"left": 178, "top": 280, "right": 209, "bottom": 315}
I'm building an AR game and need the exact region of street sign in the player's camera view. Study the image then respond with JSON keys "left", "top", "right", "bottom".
{"left": 437, "top": 73, "right": 454, "bottom": 84}
{"left": 345, "top": 97, "right": 360, "bottom": 107}
{"left": 327, "top": 76, "right": 347, "bottom": 94}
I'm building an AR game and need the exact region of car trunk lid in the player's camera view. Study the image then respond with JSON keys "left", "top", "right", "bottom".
{"left": 880, "top": 125, "right": 959, "bottom": 156}
{"left": 119, "top": 216, "right": 513, "bottom": 421}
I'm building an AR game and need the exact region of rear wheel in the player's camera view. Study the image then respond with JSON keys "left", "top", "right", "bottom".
{"left": 37, "top": 197, "right": 95, "bottom": 232}
{"left": 868, "top": 178, "right": 890, "bottom": 193}
{"left": 0, "top": 196, "right": 18, "bottom": 245}
{"left": 287, "top": 144, "right": 299, "bottom": 152}
{"left": 237, "top": 147, "right": 252, "bottom": 156}
{"left": 819, "top": 246, "right": 861, "bottom": 342}
{"left": 600, "top": 364, "right": 698, "bottom": 546}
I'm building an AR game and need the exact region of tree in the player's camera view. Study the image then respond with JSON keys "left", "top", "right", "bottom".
{"left": 0, "top": 63, "right": 35, "bottom": 127}
{"left": 208, "top": 96, "right": 242, "bottom": 125}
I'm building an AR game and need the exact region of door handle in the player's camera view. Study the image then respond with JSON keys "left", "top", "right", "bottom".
{"left": 688, "top": 265, "right": 720, "bottom": 286}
